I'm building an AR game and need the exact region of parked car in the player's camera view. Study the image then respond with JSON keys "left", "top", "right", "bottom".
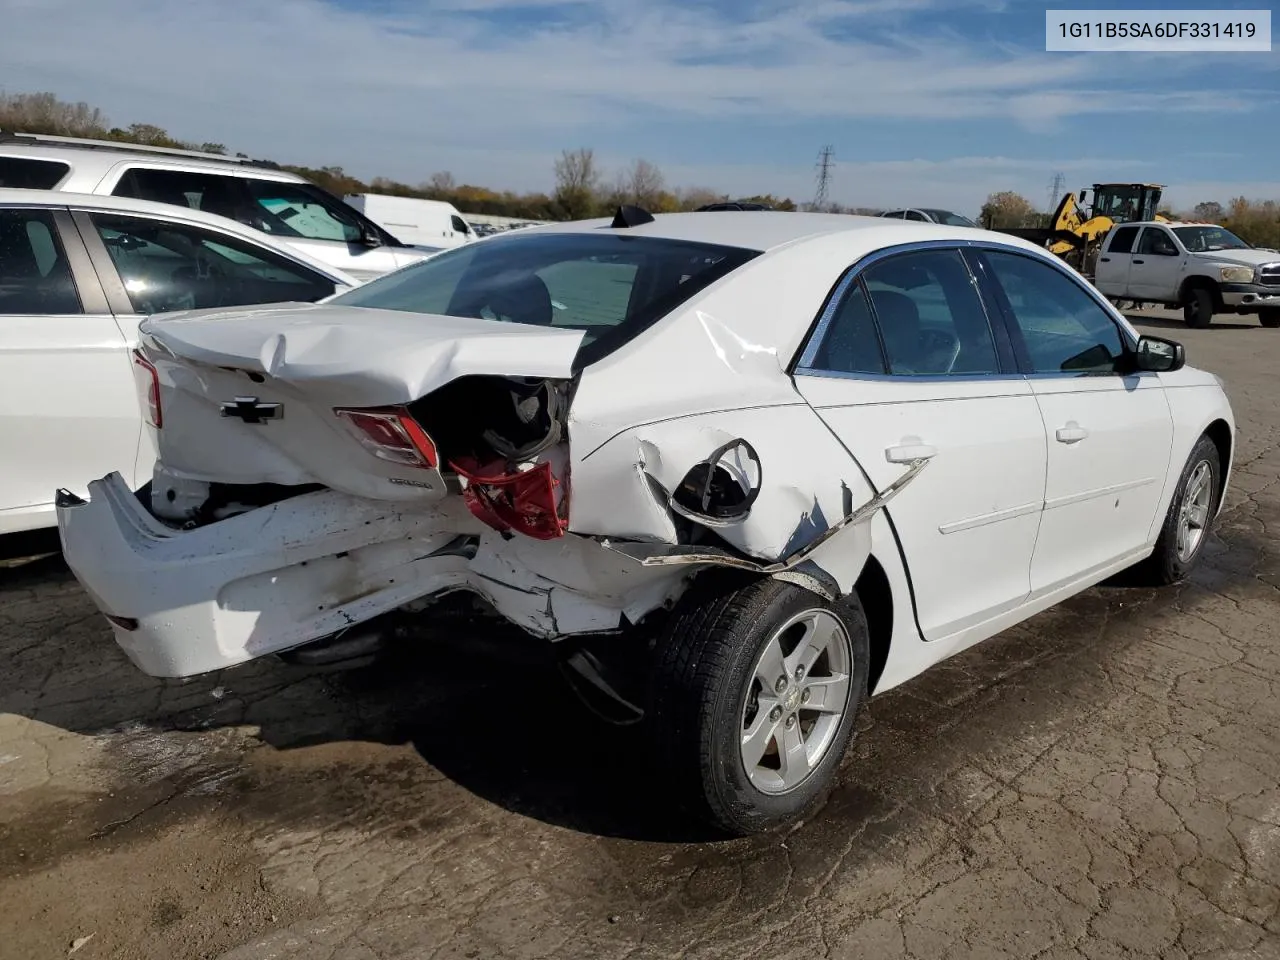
{"left": 57, "top": 210, "right": 1234, "bottom": 835}
{"left": 344, "top": 194, "right": 477, "bottom": 249}
{"left": 0, "top": 189, "right": 357, "bottom": 535}
{"left": 0, "top": 132, "right": 432, "bottom": 281}
{"left": 1092, "top": 220, "right": 1280, "bottom": 328}
{"left": 879, "top": 208, "right": 979, "bottom": 227}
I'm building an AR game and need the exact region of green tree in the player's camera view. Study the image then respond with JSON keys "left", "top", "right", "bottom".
{"left": 980, "top": 191, "right": 1038, "bottom": 229}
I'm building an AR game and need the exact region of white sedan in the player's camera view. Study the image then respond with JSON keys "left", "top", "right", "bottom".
{"left": 0, "top": 189, "right": 356, "bottom": 535}
{"left": 57, "top": 209, "right": 1234, "bottom": 835}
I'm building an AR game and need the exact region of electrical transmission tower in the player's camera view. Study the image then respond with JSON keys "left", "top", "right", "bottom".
{"left": 813, "top": 145, "right": 834, "bottom": 211}
{"left": 1048, "top": 171, "right": 1066, "bottom": 212}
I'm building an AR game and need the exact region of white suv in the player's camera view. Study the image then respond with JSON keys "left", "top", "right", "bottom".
{"left": 0, "top": 189, "right": 356, "bottom": 536}
{"left": 0, "top": 133, "right": 433, "bottom": 281}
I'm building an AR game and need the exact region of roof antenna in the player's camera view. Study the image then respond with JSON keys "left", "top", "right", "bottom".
{"left": 611, "top": 205, "right": 655, "bottom": 228}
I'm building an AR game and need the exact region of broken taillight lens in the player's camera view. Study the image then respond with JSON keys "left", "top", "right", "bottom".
{"left": 131, "top": 348, "right": 162, "bottom": 429}
{"left": 450, "top": 456, "right": 567, "bottom": 541}
{"left": 334, "top": 406, "right": 439, "bottom": 469}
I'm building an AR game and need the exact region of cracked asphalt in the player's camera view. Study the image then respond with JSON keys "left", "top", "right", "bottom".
{"left": 2, "top": 308, "right": 1280, "bottom": 960}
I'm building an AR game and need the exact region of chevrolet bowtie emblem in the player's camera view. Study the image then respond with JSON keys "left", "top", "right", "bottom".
{"left": 220, "top": 396, "right": 283, "bottom": 424}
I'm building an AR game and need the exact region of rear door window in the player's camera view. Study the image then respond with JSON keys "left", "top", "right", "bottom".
{"left": 1107, "top": 225, "right": 1140, "bottom": 254}
{"left": 861, "top": 249, "right": 999, "bottom": 375}
{"left": 802, "top": 280, "right": 886, "bottom": 376}
{"left": 0, "top": 157, "right": 71, "bottom": 189}
{"left": 0, "top": 208, "right": 82, "bottom": 314}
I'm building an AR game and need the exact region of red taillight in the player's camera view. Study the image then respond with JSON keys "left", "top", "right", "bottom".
{"left": 131, "top": 348, "right": 162, "bottom": 429}
{"left": 334, "top": 406, "right": 439, "bottom": 469}
{"left": 450, "top": 456, "right": 567, "bottom": 540}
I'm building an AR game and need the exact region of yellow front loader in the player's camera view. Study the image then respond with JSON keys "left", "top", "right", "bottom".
{"left": 995, "top": 182, "right": 1167, "bottom": 278}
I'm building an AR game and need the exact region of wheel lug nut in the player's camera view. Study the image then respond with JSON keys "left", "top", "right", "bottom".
{"left": 769, "top": 706, "right": 783, "bottom": 723}
{"left": 785, "top": 715, "right": 797, "bottom": 729}
{"left": 795, "top": 665, "right": 806, "bottom": 681}
{"left": 775, "top": 676, "right": 788, "bottom": 693}
{"left": 801, "top": 688, "right": 811, "bottom": 704}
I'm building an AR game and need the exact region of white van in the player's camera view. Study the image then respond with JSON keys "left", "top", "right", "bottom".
{"left": 0, "top": 133, "right": 433, "bottom": 281}
{"left": 345, "top": 194, "right": 478, "bottom": 249}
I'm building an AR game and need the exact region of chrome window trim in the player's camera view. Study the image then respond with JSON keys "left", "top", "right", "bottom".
{"left": 794, "top": 237, "right": 1140, "bottom": 384}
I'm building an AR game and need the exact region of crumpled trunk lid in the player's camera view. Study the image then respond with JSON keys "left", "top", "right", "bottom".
{"left": 141, "top": 303, "right": 585, "bottom": 408}
{"left": 138, "top": 303, "right": 584, "bottom": 505}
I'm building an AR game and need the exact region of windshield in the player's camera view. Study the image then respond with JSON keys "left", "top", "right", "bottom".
{"left": 921, "top": 210, "right": 978, "bottom": 227}
{"left": 1172, "top": 225, "right": 1251, "bottom": 253}
{"left": 330, "top": 232, "right": 759, "bottom": 366}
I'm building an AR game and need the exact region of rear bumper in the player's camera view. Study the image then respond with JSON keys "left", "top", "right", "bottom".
{"left": 56, "top": 472, "right": 484, "bottom": 678}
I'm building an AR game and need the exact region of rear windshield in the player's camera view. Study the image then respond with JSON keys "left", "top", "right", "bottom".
{"left": 0, "top": 156, "right": 71, "bottom": 189}
{"left": 330, "top": 232, "right": 759, "bottom": 366}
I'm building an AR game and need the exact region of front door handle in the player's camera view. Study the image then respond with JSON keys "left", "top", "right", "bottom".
{"left": 1056, "top": 422, "right": 1088, "bottom": 444}
{"left": 1133, "top": 259, "right": 1145, "bottom": 265}
{"left": 886, "top": 437, "right": 937, "bottom": 463}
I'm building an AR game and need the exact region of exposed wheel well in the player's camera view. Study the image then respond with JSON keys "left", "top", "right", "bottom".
{"left": 1203, "top": 418, "right": 1233, "bottom": 511}
{"left": 856, "top": 554, "right": 893, "bottom": 695}
{"left": 1180, "top": 276, "right": 1222, "bottom": 309}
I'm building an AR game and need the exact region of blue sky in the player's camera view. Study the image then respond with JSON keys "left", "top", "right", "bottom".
{"left": 1, "top": 0, "right": 1276, "bottom": 215}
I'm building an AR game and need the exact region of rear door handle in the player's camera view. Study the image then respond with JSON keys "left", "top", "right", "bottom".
{"left": 1133, "top": 259, "right": 1145, "bottom": 265}
{"left": 886, "top": 437, "right": 937, "bottom": 463}
{"left": 1056, "top": 422, "right": 1088, "bottom": 444}
{"left": 1099, "top": 256, "right": 1111, "bottom": 262}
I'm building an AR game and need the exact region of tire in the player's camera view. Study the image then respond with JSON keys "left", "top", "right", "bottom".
{"left": 1259, "top": 309, "right": 1280, "bottom": 329}
{"left": 646, "top": 573, "right": 870, "bottom": 836}
{"left": 1183, "top": 285, "right": 1215, "bottom": 328}
{"left": 1134, "top": 434, "right": 1221, "bottom": 585}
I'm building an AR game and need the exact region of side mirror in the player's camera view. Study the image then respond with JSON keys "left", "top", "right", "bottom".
{"left": 357, "top": 224, "right": 384, "bottom": 248}
{"left": 1134, "top": 335, "right": 1185, "bottom": 373}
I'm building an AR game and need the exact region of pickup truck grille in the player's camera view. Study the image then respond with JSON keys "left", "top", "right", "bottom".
{"left": 1260, "top": 264, "right": 1280, "bottom": 287}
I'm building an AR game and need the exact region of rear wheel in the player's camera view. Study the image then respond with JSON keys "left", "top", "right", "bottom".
{"left": 1133, "top": 434, "right": 1221, "bottom": 585}
{"left": 646, "top": 575, "right": 869, "bottom": 836}
{"left": 1259, "top": 309, "right": 1280, "bottom": 329}
{"left": 1183, "top": 285, "right": 1215, "bottom": 328}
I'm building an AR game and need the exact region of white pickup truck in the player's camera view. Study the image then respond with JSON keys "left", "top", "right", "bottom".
{"left": 1093, "top": 221, "right": 1280, "bottom": 328}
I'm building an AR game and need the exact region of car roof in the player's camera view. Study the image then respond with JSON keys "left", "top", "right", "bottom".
{"left": 520, "top": 210, "right": 1039, "bottom": 254}
{"left": 0, "top": 188, "right": 358, "bottom": 285}
{"left": 0, "top": 139, "right": 308, "bottom": 183}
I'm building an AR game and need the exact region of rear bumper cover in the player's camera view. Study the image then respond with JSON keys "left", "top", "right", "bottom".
{"left": 57, "top": 473, "right": 691, "bottom": 679}
{"left": 56, "top": 473, "right": 487, "bottom": 677}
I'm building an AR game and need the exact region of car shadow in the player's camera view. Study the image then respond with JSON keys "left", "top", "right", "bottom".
{"left": 0, "top": 522, "right": 1267, "bottom": 846}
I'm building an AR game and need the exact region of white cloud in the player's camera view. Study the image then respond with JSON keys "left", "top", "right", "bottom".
{"left": 0, "top": 0, "right": 1271, "bottom": 209}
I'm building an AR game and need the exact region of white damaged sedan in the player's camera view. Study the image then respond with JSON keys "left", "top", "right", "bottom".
{"left": 58, "top": 208, "right": 1234, "bottom": 834}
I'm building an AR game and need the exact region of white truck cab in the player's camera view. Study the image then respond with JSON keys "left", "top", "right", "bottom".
{"left": 1093, "top": 220, "right": 1280, "bottom": 328}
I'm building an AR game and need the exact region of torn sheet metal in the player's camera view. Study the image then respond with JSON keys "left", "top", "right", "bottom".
{"left": 466, "top": 531, "right": 691, "bottom": 637}
{"left": 570, "top": 404, "right": 880, "bottom": 557}
{"left": 601, "top": 456, "right": 925, "bottom": 593}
